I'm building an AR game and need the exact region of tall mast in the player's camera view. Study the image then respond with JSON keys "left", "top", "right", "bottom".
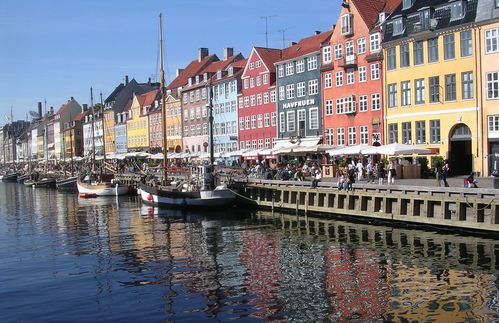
{"left": 208, "top": 84, "right": 214, "bottom": 166}
{"left": 159, "top": 13, "right": 168, "bottom": 184}
{"left": 69, "top": 111, "right": 74, "bottom": 176}
{"left": 100, "top": 91, "right": 106, "bottom": 162}
{"left": 90, "top": 87, "right": 96, "bottom": 172}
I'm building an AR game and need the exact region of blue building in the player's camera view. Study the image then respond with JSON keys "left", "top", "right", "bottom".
{"left": 211, "top": 54, "right": 246, "bottom": 163}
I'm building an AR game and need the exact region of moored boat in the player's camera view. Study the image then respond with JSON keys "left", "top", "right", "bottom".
{"left": 32, "top": 177, "right": 57, "bottom": 188}
{"left": 2, "top": 173, "right": 19, "bottom": 182}
{"left": 77, "top": 176, "right": 129, "bottom": 196}
{"left": 56, "top": 176, "right": 78, "bottom": 191}
{"left": 17, "top": 173, "right": 30, "bottom": 184}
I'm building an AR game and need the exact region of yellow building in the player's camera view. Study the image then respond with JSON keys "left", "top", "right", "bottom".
{"left": 480, "top": 14, "right": 499, "bottom": 176}
{"left": 165, "top": 94, "right": 183, "bottom": 153}
{"left": 126, "top": 90, "right": 158, "bottom": 150}
{"left": 103, "top": 110, "right": 116, "bottom": 154}
{"left": 383, "top": 1, "right": 482, "bottom": 176}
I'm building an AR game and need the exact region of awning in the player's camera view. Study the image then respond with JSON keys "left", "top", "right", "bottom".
{"left": 361, "top": 143, "right": 432, "bottom": 155}
{"left": 327, "top": 144, "right": 369, "bottom": 156}
{"left": 242, "top": 149, "right": 260, "bottom": 157}
{"left": 273, "top": 137, "right": 322, "bottom": 155}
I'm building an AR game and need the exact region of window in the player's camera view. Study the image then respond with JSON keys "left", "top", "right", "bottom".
{"left": 307, "top": 56, "right": 318, "bottom": 70}
{"left": 462, "top": 72, "right": 473, "bottom": 99}
{"left": 387, "top": 47, "right": 396, "bottom": 70}
{"left": 309, "top": 108, "right": 319, "bottom": 130}
{"left": 250, "top": 95, "right": 256, "bottom": 106}
{"left": 450, "top": 1, "right": 464, "bottom": 20}
{"left": 341, "top": 14, "right": 353, "bottom": 35}
{"left": 460, "top": 31, "right": 472, "bottom": 57}
{"left": 360, "top": 126, "right": 369, "bottom": 144}
{"left": 415, "top": 78, "right": 425, "bottom": 104}
{"left": 444, "top": 34, "right": 455, "bottom": 60}
{"left": 287, "top": 111, "right": 295, "bottom": 132}
{"left": 430, "top": 119, "right": 441, "bottom": 143}
{"left": 286, "top": 84, "right": 295, "bottom": 99}
{"left": 358, "top": 66, "right": 367, "bottom": 82}
{"left": 250, "top": 78, "right": 254, "bottom": 88}
{"left": 251, "top": 115, "right": 256, "bottom": 129}
{"left": 359, "top": 95, "right": 368, "bottom": 112}
{"left": 357, "top": 38, "right": 366, "bottom": 54}
{"left": 270, "top": 90, "right": 276, "bottom": 102}
{"left": 371, "top": 93, "right": 380, "bottom": 110}
{"left": 428, "top": 38, "right": 439, "bottom": 62}
{"left": 249, "top": 62, "right": 254, "bottom": 70}
{"left": 244, "top": 79, "right": 249, "bottom": 89}
{"left": 488, "top": 115, "right": 499, "bottom": 131}
{"left": 400, "top": 43, "right": 410, "bottom": 67}
{"left": 393, "top": 18, "right": 404, "bottom": 36}
{"left": 346, "top": 68, "right": 355, "bottom": 84}
{"left": 323, "top": 46, "right": 332, "bottom": 63}
{"left": 415, "top": 120, "right": 426, "bottom": 144}
{"left": 389, "top": 123, "right": 398, "bottom": 143}
{"left": 486, "top": 28, "right": 499, "bottom": 53}
{"left": 370, "top": 63, "right": 380, "bottom": 80}
{"left": 245, "top": 116, "right": 250, "bottom": 129}
{"left": 263, "top": 92, "right": 269, "bottom": 104}
{"left": 297, "top": 110, "right": 306, "bottom": 135}
{"left": 239, "top": 117, "right": 244, "bottom": 130}
{"left": 487, "top": 72, "right": 499, "bottom": 99}
{"left": 325, "top": 100, "right": 334, "bottom": 115}
{"left": 402, "top": 122, "right": 412, "bottom": 144}
{"left": 263, "top": 74, "right": 269, "bottom": 84}
{"left": 325, "top": 128, "right": 334, "bottom": 145}
{"left": 278, "top": 65, "right": 284, "bottom": 77}
{"left": 445, "top": 74, "right": 456, "bottom": 101}
{"left": 297, "top": 82, "right": 306, "bottom": 97}
{"left": 296, "top": 59, "right": 305, "bottom": 73}
{"left": 263, "top": 113, "right": 269, "bottom": 127}
{"left": 336, "top": 72, "right": 343, "bottom": 86}
{"left": 337, "top": 128, "right": 345, "bottom": 146}
{"left": 336, "top": 98, "right": 344, "bottom": 114}
{"left": 257, "top": 114, "right": 263, "bottom": 128}
{"left": 244, "top": 97, "right": 249, "bottom": 107}
{"left": 413, "top": 41, "right": 424, "bottom": 65}
{"left": 402, "top": 0, "right": 413, "bottom": 10}
{"left": 256, "top": 75, "right": 261, "bottom": 86}
{"left": 348, "top": 127, "right": 356, "bottom": 145}
{"left": 286, "top": 62, "right": 294, "bottom": 76}
{"left": 324, "top": 73, "right": 332, "bottom": 88}
{"left": 388, "top": 83, "right": 398, "bottom": 108}
{"left": 271, "top": 112, "right": 277, "bottom": 126}
{"left": 265, "top": 138, "right": 270, "bottom": 148}
{"left": 370, "top": 33, "right": 380, "bottom": 52}
{"left": 429, "top": 76, "right": 440, "bottom": 103}
{"left": 401, "top": 81, "right": 411, "bottom": 106}
{"left": 335, "top": 44, "right": 343, "bottom": 59}
{"left": 257, "top": 94, "right": 262, "bottom": 105}
{"left": 308, "top": 79, "right": 319, "bottom": 95}
{"left": 346, "top": 41, "right": 354, "bottom": 56}
{"left": 279, "top": 86, "right": 285, "bottom": 101}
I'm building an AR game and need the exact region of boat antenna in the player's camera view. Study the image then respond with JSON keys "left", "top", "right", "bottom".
{"left": 159, "top": 13, "right": 168, "bottom": 185}
{"left": 90, "top": 87, "right": 96, "bottom": 172}
{"left": 100, "top": 91, "right": 106, "bottom": 162}
{"left": 208, "top": 82, "right": 214, "bottom": 166}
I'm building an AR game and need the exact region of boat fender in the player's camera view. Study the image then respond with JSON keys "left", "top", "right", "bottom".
{"left": 147, "top": 194, "right": 153, "bottom": 201}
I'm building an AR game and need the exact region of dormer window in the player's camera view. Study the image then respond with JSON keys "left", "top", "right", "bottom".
{"left": 393, "top": 17, "right": 405, "bottom": 36}
{"left": 217, "top": 70, "right": 222, "bottom": 79}
{"left": 188, "top": 77, "right": 192, "bottom": 86}
{"left": 341, "top": 14, "right": 353, "bottom": 35}
{"left": 450, "top": 1, "right": 464, "bottom": 20}
{"left": 379, "top": 12, "right": 386, "bottom": 24}
{"left": 195, "top": 75, "right": 199, "bottom": 84}
{"left": 402, "top": 0, "right": 413, "bottom": 10}
{"left": 203, "top": 73, "right": 208, "bottom": 81}
{"left": 228, "top": 67, "right": 233, "bottom": 76}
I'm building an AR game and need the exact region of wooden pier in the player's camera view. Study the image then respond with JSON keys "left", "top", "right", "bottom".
{"left": 240, "top": 179, "right": 499, "bottom": 233}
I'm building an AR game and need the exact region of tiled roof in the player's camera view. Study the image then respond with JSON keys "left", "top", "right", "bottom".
{"left": 137, "top": 89, "right": 159, "bottom": 108}
{"left": 167, "top": 55, "right": 218, "bottom": 90}
{"left": 74, "top": 110, "right": 88, "bottom": 122}
{"left": 55, "top": 98, "right": 79, "bottom": 116}
{"left": 351, "top": 0, "right": 389, "bottom": 30}
{"left": 204, "top": 54, "right": 243, "bottom": 73}
{"left": 254, "top": 47, "right": 282, "bottom": 73}
{"left": 280, "top": 30, "right": 333, "bottom": 61}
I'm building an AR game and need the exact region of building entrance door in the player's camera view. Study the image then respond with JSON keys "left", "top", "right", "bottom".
{"left": 449, "top": 123, "right": 472, "bottom": 175}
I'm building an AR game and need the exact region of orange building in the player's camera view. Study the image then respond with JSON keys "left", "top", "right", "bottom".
{"left": 322, "top": 0, "right": 399, "bottom": 148}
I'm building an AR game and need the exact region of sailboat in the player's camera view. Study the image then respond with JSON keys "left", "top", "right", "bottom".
{"left": 139, "top": 14, "right": 236, "bottom": 208}
{"left": 77, "top": 88, "right": 129, "bottom": 197}
{"left": 57, "top": 112, "right": 78, "bottom": 191}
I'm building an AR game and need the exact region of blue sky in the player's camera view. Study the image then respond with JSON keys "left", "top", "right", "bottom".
{"left": 0, "top": 0, "right": 341, "bottom": 125}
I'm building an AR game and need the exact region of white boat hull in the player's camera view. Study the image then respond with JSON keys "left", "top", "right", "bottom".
{"left": 140, "top": 184, "right": 236, "bottom": 208}
{"left": 77, "top": 181, "right": 129, "bottom": 196}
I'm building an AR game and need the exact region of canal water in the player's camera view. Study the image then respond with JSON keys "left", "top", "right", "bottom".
{"left": 1, "top": 183, "right": 499, "bottom": 322}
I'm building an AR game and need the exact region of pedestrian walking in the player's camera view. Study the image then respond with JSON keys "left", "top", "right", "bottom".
{"left": 367, "top": 161, "right": 374, "bottom": 183}
{"left": 356, "top": 159, "right": 364, "bottom": 182}
{"left": 440, "top": 159, "right": 450, "bottom": 187}
{"left": 377, "top": 162, "right": 385, "bottom": 185}
{"left": 387, "top": 160, "right": 396, "bottom": 185}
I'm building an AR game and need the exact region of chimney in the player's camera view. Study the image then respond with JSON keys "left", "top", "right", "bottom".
{"left": 223, "top": 47, "right": 234, "bottom": 60}
{"left": 148, "top": 77, "right": 151, "bottom": 84}
{"left": 37, "top": 102, "right": 42, "bottom": 118}
{"left": 176, "top": 68, "right": 184, "bottom": 77}
{"left": 125, "top": 75, "right": 129, "bottom": 85}
{"left": 70, "top": 96, "right": 74, "bottom": 101}
{"left": 198, "top": 48, "right": 209, "bottom": 62}
{"left": 50, "top": 106, "right": 54, "bottom": 115}
{"left": 315, "top": 30, "right": 321, "bottom": 35}
{"left": 82, "top": 104, "right": 88, "bottom": 112}
{"left": 291, "top": 42, "right": 297, "bottom": 46}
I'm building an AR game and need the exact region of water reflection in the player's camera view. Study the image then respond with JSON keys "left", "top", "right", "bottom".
{"left": 0, "top": 183, "right": 498, "bottom": 321}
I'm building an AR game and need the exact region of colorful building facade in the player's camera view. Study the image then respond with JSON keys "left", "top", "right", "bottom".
{"left": 126, "top": 90, "right": 158, "bottom": 151}
{"left": 383, "top": 0, "right": 481, "bottom": 175}
{"left": 239, "top": 47, "right": 280, "bottom": 153}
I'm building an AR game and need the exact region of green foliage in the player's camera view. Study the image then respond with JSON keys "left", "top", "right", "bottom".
{"left": 418, "top": 157, "right": 429, "bottom": 173}
{"left": 431, "top": 156, "right": 444, "bottom": 169}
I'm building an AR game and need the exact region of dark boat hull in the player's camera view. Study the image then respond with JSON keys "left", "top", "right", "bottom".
{"left": 56, "top": 176, "right": 78, "bottom": 191}
{"left": 2, "top": 173, "right": 18, "bottom": 182}
{"left": 32, "top": 178, "right": 57, "bottom": 188}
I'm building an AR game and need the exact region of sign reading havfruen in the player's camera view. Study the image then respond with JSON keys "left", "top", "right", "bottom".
{"left": 282, "top": 99, "right": 315, "bottom": 109}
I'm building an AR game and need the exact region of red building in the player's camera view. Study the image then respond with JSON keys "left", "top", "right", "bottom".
{"left": 238, "top": 47, "right": 282, "bottom": 157}
{"left": 322, "top": 0, "right": 399, "bottom": 148}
